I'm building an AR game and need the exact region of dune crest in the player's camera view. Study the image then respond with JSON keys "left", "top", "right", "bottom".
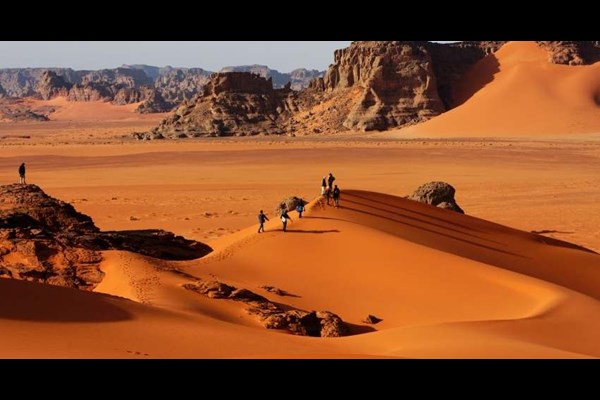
{"left": 401, "top": 41, "right": 600, "bottom": 137}
{"left": 2, "top": 189, "right": 597, "bottom": 358}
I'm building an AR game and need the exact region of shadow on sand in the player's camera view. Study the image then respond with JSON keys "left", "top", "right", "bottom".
{"left": 0, "top": 279, "right": 132, "bottom": 323}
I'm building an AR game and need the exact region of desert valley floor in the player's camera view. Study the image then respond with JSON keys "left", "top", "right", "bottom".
{"left": 2, "top": 129, "right": 600, "bottom": 358}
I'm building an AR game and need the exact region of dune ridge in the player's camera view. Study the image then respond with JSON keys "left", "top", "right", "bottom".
{"left": 2, "top": 189, "right": 600, "bottom": 358}
{"left": 401, "top": 41, "right": 600, "bottom": 137}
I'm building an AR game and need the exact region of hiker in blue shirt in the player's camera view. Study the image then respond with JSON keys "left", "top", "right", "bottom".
{"left": 296, "top": 202, "right": 305, "bottom": 218}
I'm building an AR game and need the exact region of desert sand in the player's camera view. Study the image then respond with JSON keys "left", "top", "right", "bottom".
{"left": 2, "top": 191, "right": 600, "bottom": 358}
{"left": 1, "top": 41, "right": 600, "bottom": 358}
{"left": 399, "top": 41, "right": 600, "bottom": 138}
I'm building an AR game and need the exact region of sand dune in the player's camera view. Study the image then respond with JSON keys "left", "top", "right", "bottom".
{"left": 3, "top": 190, "right": 600, "bottom": 358}
{"left": 400, "top": 41, "right": 600, "bottom": 138}
{"left": 29, "top": 97, "right": 155, "bottom": 122}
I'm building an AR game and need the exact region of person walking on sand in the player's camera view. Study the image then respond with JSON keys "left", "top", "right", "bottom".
{"left": 327, "top": 172, "right": 336, "bottom": 189}
{"left": 321, "top": 176, "right": 327, "bottom": 195}
{"left": 324, "top": 186, "right": 331, "bottom": 205}
{"left": 18, "top": 162, "right": 26, "bottom": 184}
{"left": 257, "top": 210, "right": 269, "bottom": 233}
{"left": 332, "top": 185, "right": 341, "bottom": 208}
{"left": 280, "top": 209, "right": 293, "bottom": 232}
{"left": 296, "top": 201, "right": 305, "bottom": 218}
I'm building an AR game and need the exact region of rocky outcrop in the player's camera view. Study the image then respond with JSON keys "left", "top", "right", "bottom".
{"left": 364, "top": 314, "right": 383, "bottom": 324}
{"left": 536, "top": 41, "right": 600, "bottom": 65}
{"left": 135, "top": 90, "right": 173, "bottom": 114}
{"left": 150, "top": 67, "right": 212, "bottom": 106}
{"left": 427, "top": 41, "right": 506, "bottom": 108}
{"left": 321, "top": 41, "right": 445, "bottom": 131}
{"left": 0, "top": 98, "right": 51, "bottom": 122}
{"left": 220, "top": 65, "right": 323, "bottom": 90}
{"left": 141, "top": 41, "right": 529, "bottom": 136}
{"left": 0, "top": 64, "right": 318, "bottom": 115}
{"left": 276, "top": 196, "right": 306, "bottom": 216}
{"left": 184, "top": 280, "right": 349, "bottom": 337}
{"left": 148, "top": 72, "right": 297, "bottom": 138}
{"left": 35, "top": 71, "right": 72, "bottom": 100}
{"left": 0, "top": 184, "right": 212, "bottom": 290}
{"left": 407, "top": 182, "right": 464, "bottom": 214}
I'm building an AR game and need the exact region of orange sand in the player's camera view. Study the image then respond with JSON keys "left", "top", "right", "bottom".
{"left": 400, "top": 41, "right": 600, "bottom": 138}
{"left": 2, "top": 191, "right": 600, "bottom": 358}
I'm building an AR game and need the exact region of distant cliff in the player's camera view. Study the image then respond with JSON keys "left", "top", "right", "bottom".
{"left": 219, "top": 65, "right": 323, "bottom": 91}
{"left": 0, "top": 64, "right": 320, "bottom": 115}
{"left": 143, "top": 41, "right": 600, "bottom": 138}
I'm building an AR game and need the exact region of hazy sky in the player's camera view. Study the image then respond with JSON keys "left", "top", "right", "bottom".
{"left": 0, "top": 42, "right": 354, "bottom": 72}
{"left": 0, "top": 41, "right": 456, "bottom": 72}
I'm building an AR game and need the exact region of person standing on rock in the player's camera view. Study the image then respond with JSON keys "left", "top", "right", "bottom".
{"left": 280, "top": 209, "right": 293, "bottom": 232}
{"left": 257, "top": 210, "right": 269, "bottom": 233}
{"left": 296, "top": 201, "right": 305, "bottom": 218}
{"left": 321, "top": 176, "right": 327, "bottom": 195}
{"left": 332, "top": 185, "right": 341, "bottom": 208}
{"left": 327, "top": 172, "right": 336, "bottom": 190}
{"left": 18, "top": 162, "right": 26, "bottom": 185}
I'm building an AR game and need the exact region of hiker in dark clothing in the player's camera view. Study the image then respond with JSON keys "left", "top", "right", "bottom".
{"left": 18, "top": 162, "right": 26, "bottom": 184}
{"left": 327, "top": 172, "right": 335, "bottom": 189}
{"left": 321, "top": 176, "right": 327, "bottom": 195}
{"left": 296, "top": 202, "right": 305, "bottom": 218}
{"left": 280, "top": 210, "right": 293, "bottom": 232}
{"left": 332, "top": 185, "right": 341, "bottom": 208}
{"left": 257, "top": 210, "right": 269, "bottom": 233}
{"left": 324, "top": 186, "right": 331, "bottom": 205}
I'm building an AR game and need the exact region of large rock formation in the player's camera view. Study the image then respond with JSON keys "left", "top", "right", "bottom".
{"left": 407, "top": 182, "right": 464, "bottom": 214}
{"left": 276, "top": 196, "right": 306, "bottom": 216}
{"left": 323, "top": 41, "right": 446, "bottom": 131}
{"left": 0, "top": 184, "right": 212, "bottom": 290}
{"left": 536, "top": 41, "right": 600, "bottom": 65}
{"left": 35, "top": 71, "right": 72, "bottom": 100}
{"left": 0, "top": 98, "right": 51, "bottom": 122}
{"left": 0, "top": 64, "right": 320, "bottom": 115}
{"left": 220, "top": 65, "right": 323, "bottom": 91}
{"left": 147, "top": 72, "right": 297, "bottom": 138}
{"left": 142, "top": 41, "right": 516, "bottom": 137}
{"left": 149, "top": 67, "right": 212, "bottom": 106}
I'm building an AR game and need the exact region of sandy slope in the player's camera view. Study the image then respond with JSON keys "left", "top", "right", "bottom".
{"left": 0, "top": 97, "right": 165, "bottom": 142}
{"left": 3, "top": 190, "right": 600, "bottom": 358}
{"left": 400, "top": 41, "right": 600, "bottom": 138}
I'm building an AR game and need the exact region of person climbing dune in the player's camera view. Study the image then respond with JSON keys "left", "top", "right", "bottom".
{"left": 257, "top": 210, "right": 269, "bottom": 233}
{"left": 332, "top": 185, "right": 341, "bottom": 208}
{"left": 327, "top": 172, "right": 335, "bottom": 189}
{"left": 296, "top": 201, "right": 305, "bottom": 218}
{"left": 280, "top": 209, "right": 292, "bottom": 232}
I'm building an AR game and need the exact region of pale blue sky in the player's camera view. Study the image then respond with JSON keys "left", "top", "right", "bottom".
{"left": 0, "top": 42, "right": 352, "bottom": 72}
{"left": 0, "top": 41, "right": 457, "bottom": 72}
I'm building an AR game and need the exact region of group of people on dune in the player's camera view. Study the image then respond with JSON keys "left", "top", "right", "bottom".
{"left": 257, "top": 172, "right": 341, "bottom": 234}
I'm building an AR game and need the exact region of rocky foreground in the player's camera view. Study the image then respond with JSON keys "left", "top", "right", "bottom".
{"left": 0, "top": 184, "right": 211, "bottom": 289}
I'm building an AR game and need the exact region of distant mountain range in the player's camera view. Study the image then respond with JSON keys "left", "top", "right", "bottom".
{"left": 0, "top": 65, "right": 324, "bottom": 114}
